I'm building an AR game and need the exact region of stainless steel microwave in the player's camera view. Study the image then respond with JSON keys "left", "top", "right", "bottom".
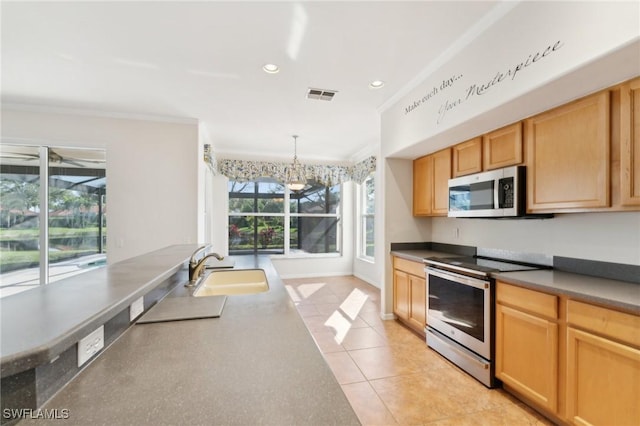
{"left": 448, "top": 165, "right": 525, "bottom": 218}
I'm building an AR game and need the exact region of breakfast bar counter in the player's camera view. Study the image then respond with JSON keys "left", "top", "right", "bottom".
{"left": 8, "top": 251, "right": 358, "bottom": 425}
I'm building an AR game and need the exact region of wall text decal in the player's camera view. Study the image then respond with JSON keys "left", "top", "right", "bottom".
{"left": 403, "top": 40, "right": 564, "bottom": 125}
{"left": 437, "top": 40, "right": 563, "bottom": 124}
{"left": 404, "top": 74, "right": 463, "bottom": 115}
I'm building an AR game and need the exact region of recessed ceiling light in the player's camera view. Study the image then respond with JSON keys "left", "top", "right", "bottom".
{"left": 369, "top": 80, "right": 385, "bottom": 89}
{"left": 263, "top": 63, "right": 280, "bottom": 74}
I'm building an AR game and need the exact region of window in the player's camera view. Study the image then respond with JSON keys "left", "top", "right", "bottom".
{"left": 290, "top": 181, "right": 340, "bottom": 254}
{"left": 0, "top": 145, "right": 107, "bottom": 298}
{"left": 228, "top": 179, "right": 340, "bottom": 255}
{"left": 228, "top": 180, "right": 285, "bottom": 254}
{"left": 358, "top": 174, "right": 375, "bottom": 260}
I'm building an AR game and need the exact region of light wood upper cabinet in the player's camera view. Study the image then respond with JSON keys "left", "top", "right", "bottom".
{"left": 620, "top": 77, "right": 640, "bottom": 206}
{"left": 413, "top": 155, "right": 433, "bottom": 216}
{"left": 566, "top": 300, "right": 640, "bottom": 426}
{"left": 483, "top": 122, "right": 523, "bottom": 170}
{"left": 496, "top": 282, "right": 559, "bottom": 414}
{"left": 452, "top": 137, "right": 482, "bottom": 177}
{"left": 413, "top": 148, "right": 451, "bottom": 216}
{"left": 526, "top": 91, "right": 610, "bottom": 212}
{"left": 452, "top": 123, "right": 523, "bottom": 178}
{"left": 413, "top": 78, "right": 639, "bottom": 214}
{"left": 432, "top": 149, "right": 452, "bottom": 214}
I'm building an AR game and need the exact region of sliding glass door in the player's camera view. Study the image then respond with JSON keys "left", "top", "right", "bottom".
{"left": 0, "top": 145, "right": 41, "bottom": 295}
{"left": 0, "top": 144, "right": 106, "bottom": 298}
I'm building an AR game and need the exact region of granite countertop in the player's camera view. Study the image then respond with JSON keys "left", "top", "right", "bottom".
{"left": 391, "top": 249, "right": 640, "bottom": 315}
{"left": 0, "top": 244, "right": 203, "bottom": 377}
{"left": 17, "top": 255, "right": 359, "bottom": 425}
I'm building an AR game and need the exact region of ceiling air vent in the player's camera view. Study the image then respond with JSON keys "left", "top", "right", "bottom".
{"left": 306, "top": 88, "right": 337, "bottom": 101}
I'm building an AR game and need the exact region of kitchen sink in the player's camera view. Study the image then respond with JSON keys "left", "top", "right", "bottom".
{"left": 193, "top": 269, "right": 269, "bottom": 297}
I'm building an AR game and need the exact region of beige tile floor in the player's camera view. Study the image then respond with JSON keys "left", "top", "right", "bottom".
{"left": 283, "top": 275, "right": 555, "bottom": 426}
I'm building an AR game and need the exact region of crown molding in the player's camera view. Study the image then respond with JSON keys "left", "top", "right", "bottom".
{"left": 2, "top": 102, "right": 198, "bottom": 125}
{"left": 377, "top": 1, "right": 520, "bottom": 114}
{"left": 349, "top": 143, "right": 379, "bottom": 163}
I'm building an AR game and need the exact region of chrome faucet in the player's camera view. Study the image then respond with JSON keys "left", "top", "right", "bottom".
{"left": 186, "top": 245, "right": 224, "bottom": 287}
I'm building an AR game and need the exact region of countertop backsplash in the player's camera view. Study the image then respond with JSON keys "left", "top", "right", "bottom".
{"left": 391, "top": 241, "right": 640, "bottom": 284}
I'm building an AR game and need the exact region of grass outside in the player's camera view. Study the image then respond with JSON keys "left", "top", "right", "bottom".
{"left": 0, "top": 227, "right": 105, "bottom": 241}
{"left": 230, "top": 225, "right": 286, "bottom": 250}
{"left": 0, "top": 249, "right": 102, "bottom": 273}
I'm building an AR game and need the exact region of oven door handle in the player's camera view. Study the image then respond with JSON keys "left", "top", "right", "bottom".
{"left": 426, "top": 267, "right": 489, "bottom": 290}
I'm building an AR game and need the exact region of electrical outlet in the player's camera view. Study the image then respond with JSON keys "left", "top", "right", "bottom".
{"left": 130, "top": 297, "right": 144, "bottom": 322}
{"left": 77, "top": 325, "right": 104, "bottom": 367}
{"left": 453, "top": 227, "right": 460, "bottom": 239}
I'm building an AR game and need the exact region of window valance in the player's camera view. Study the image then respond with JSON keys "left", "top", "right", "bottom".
{"left": 204, "top": 145, "right": 375, "bottom": 186}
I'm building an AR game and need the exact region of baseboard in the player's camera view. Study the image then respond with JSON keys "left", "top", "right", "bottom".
{"left": 276, "top": 272, "right": 352, "bottom": 280}
{"left": 352, "top": 272, "right": 381, "bottom": 288}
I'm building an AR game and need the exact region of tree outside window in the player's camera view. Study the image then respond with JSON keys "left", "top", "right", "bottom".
{"left": 0, "top": 145, "right": 107, "bottom": 298}
{"left": 228, "top": 180, "right": 285, "bottom": 254}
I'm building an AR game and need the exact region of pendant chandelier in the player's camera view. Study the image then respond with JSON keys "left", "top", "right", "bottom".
{"left": 286, "top": 135, "right": 306, "bottom": 191}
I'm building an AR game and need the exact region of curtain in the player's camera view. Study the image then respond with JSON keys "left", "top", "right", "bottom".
{"left": 205, "top": 145, "right": 375, "bottom": 186}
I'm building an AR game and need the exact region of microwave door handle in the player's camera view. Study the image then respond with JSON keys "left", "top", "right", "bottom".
{"left": 494, "top": 181, "right": 500, "bottom": 209}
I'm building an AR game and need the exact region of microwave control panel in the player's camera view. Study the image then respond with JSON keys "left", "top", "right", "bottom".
{"left": 499, "top": 177, "right": 514, "bottom": 208}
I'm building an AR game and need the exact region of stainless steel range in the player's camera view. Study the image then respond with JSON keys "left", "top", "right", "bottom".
{"left": 423, "top": 253, "right": 548, "bottom": 388}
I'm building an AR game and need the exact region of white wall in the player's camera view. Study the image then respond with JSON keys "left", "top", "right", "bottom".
{"left": 1, "top": 107, "right": 200, "bottom": 263}
{"left": 351, "top": 166, "right": 382, "bottom": 288}
{"left": 381, "top": 158, "right": 431, "bottom": 316}
{"left": 204, "top": 173, "right": 230, "bottom": 256}
{"left": 351, "top": 144, "right": 383, "bottom": 288}
{"left": 432, "top": 213, "right": 640, "bottom": 265}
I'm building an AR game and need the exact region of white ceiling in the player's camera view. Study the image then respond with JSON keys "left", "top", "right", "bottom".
{"left": 1, "top": 1, "right": 499, "bottom": 162}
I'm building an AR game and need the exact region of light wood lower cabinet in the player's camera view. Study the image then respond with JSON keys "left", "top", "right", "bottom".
{"left": 393, "top": 269, "right": 410, "bottom": 321}
{"left": 408, "top": 274, "right": 426, "bottom": 331}
{"left": 566, "top": 300, "right": 640, "bottom": 426}
{"left": 496, "top": 282, "right": 559, "bottom": 413}
{"left": 392, "top": 256, "right": 426, "bottom": 336}
{"left": 496, "top": 282, "right": 640, "bottom": 425}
